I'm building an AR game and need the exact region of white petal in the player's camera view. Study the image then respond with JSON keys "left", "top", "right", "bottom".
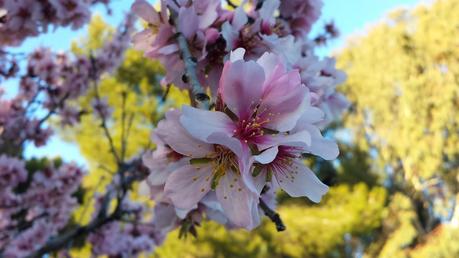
{"left": 275, "top": 160, "right": 329, "bottom": 202}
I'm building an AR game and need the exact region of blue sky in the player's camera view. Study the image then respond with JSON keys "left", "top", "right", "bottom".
{"left": 6, "top": 0, "right": 423, "bottom": 167}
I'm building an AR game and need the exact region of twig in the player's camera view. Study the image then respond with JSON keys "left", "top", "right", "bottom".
{"left": 169, "top": 8, "right": 210, "bottom": 109}
{"left": 225, "top": 0, "right": 238, "bottom": 9}
{"left": 120, "top": 91, "right": 128, "bottom": 161}
{"left": 124, "top": 113, "right": 135, "bottom": 147}
{"left": 259, "top": 198, "right": 286, "bottom": 232}
{"left": 161, "top": 83, "right": 172, "bottom": 102}
{"left": 91, "top": 72, "right": 122, "bottom": 165}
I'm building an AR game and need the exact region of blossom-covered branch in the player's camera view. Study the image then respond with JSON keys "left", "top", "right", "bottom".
{"left": 30, "top": 159, "right": 146, "bottom": 257}
{"left": 132, "top": 0, "right": 348, "bottom": 234}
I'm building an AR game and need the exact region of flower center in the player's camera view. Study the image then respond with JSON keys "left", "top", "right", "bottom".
{"left": 233, "top": 106, "right": 273, "bottom": 144}
{"left": 255, "top": 146, "right": 302, "bottom": 182}
{"left": 212, "top": 145, "right": 238, "bottom": 174}
{"left": 270, "top": 146, "right": 300, "bottom": 169}
{"left": 191, "top": 145, "right": 239, "bottom": 190}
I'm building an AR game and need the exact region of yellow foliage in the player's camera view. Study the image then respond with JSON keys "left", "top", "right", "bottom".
{"left": 154, "top": 184, "right": 387, "bottom": 258}
{"left": 337, "top": 0, "right": 459, "bottom": 186}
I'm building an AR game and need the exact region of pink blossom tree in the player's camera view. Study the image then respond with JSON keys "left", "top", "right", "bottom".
{"left": 0, "top": 0, "right": 347, "bottom": 257}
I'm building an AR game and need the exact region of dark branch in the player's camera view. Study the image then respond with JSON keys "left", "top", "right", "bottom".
{"left": 161, "top": 83, "right": 172, "bottom": 102}
{"left": 259, "top": 198, "right": 286, "bottom": 232}
{"left": 225, "top": 0, "right": 237, "bottom": 9}
{"left": 90, "top": 56, "right": 122, "bottom": 165}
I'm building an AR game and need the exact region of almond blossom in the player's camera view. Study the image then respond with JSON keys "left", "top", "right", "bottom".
{"left": 251, "top": 107, "right": 339, "bottom": 201}
{"left": 148, "top": 109, "right": 260, "bottom": 229}
{"left": 180, "top": 49, "right": 309, "bottom": 157}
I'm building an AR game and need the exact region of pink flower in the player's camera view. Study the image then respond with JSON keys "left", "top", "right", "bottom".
{"left": 142, "top": 132, "right": 187, "bottom": 201}
{"left": 49, "top": 0, "right": 91, "bottom": 29}
{"left": 294, "top": 54, "right": 349, "bottom": 124}
{"left": 26, "top": 120, "right": 53, "bottom": 147}
{"left": 0, "top": 155, "right": 27, "bottom": 189}
{"left": 180, "top": 49, "right": 309, "bottom": 155}
{"left": 279, "top": 0, "right": 323, "bottom": 37}
{"left": 250, "top": 106, "right": 338, "bottom": 202}
{"left": 151, "top": 109, "right": 260, "bottom": 229}
{"left": 59, "top": 105, "right": 81, "bottom": 126}
{"left": 256, "top": 0, "right": 280, "bottom": 34}
{"left": 170, "top": 0, "right": 221, "bottom": 39}
{"left": 131, "top": 0, "right": 190, "bottom": 89}
{"left": 221, "top": 7, "right": 249, "bottom": 51}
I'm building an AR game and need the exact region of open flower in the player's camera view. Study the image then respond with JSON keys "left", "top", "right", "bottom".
{"left": 180, "top": 48, "right": 309, "bottom": 158}
{"left": 148, "top": 109, "right": 260, "bottom": 229}
{"left": 251, "top": 106, "right": 338, "bottom": 201}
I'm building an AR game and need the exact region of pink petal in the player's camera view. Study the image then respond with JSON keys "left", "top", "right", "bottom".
{"left": 157, "top": 44, "right": 179, "bottom": 55}
{"left": 164, "top": 164, "right": 213, "bottom": 210}
{"left": 296, "top": 106, "right": 325, "bottom": 126}
{"left": 229, "top": 48, "right": 246, "bottom": 62}
{"left": 258, "top": 0, "right": 279, "bottom": 26}
{"left": 180, "top": 106, "right": 235, "bottom": 143}
{"left": 205, "top": 28, "right": 220, "bottom": 44}
{"left": 156, "top": 109, "right": 213, "bottom": 158}
{"left": 152, "top": 202, "right": 179, "bottom": 233}
{"left": 260, "top": 72, "right": 307, "bottom": 132}
{"left": 275, "top": 160, "right": 329, "bottom": 202}
{"left": 300, "top": 124, "right": 339, "bottom": 160}
{"left": 198, "top": 0, "right": 219, "bottom": 29}
{"left": 222, "top": 21, "right": 238, "bottom": 50}
{"left": 201, "top": 192, "right": 229, "bottom": 224}
{"left": 132, "top": 0, "right": 159, "bottom": 24}
{"left": 239, "top": 144, "right": 260, "bottom": 194}
{"left": 131, "top": 30, "right": 155, "bottom": 52}
{"left": 178, "top": 7, "right": 199, "bottom": 39}
{"left": 252, "top": 169, "right": 267, "bottom": 194}
{"left": 148, "top": 159, "right": 187, "bottom": 186}
{"left": 253, "top": 146, "right": 278, "bottom": 164}
{"left": 232, "top": 6, "right": 248, "bottom": 31}
{"left": 207, "top": 132, "right": 243, "bottom": 156}
{"left": 216, "top": 171, "right": 260, "bottom": 229}
{"left": 257, "top": 52, "right": 284, "bottom": 84}
{"left": 260, "top": 130, "right": 311, "bottom": 150}
{"left": 219, "top": 59, "right": 265, "bottom": 120}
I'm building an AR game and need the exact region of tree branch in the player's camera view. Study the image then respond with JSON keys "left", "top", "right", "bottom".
{"left": 90, "top": 57, "right": 122, "bottom": 165}
{"left": 225, "top": 0, "right": 238, "bottom": 9}
{"left": 169, "top": 8, "right": 210, "bottom": 109}
{"left": 120, "top": 91, "right": 128, "bottom": 161}
{"left": 259, "top": 198, "right": 286, "bottom": 232}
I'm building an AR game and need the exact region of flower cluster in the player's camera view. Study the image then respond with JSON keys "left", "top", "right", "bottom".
{"left": 143, "top": 48, "right": 338, "bottom": 230}
{"left": 87, "top": 196, "right": 159, "bottom": 257}
{"left": 0, "top": 13, "right": 137, "bottom": 257}
{"left": 0, "top": 0, "right": 112, "bottom": 46}
{"left": 0, "top": 158, "right": 84, "bottom": 257}
{"left": 132, "top": 0, "right": 348, "bottom": 122}
{"left": 134, "top": 0, "right": 347, "bottom": 232}
{"left": 134, "top": 0, "right": 348, "bottom": 234}
{"left": 0, "top": 14, "right": 134, "bottom": 153}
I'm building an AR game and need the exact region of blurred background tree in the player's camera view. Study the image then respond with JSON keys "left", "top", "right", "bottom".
{"left": 338, "top": 0, "right": 459, "bottom": 257}
{"left": 58, "top": 0, "right": 459, "bottom": 256}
